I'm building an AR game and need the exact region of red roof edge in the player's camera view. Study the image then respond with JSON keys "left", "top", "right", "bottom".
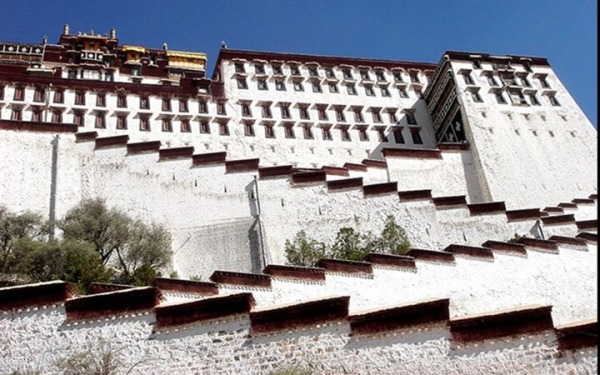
{"left": 408, "top": 249, "right": 456, "bottom": 264}
{"left": 209, "top": 270, "right": 272, "bottom": 288}
{"left": 363, "top": 182, "right": 397, "bottom": 196}
{"left": 316, "top": 259, "right": 373, "bottom": 275}
{"left": 262, "top": 264, "right": 326, "bottom": 281}
{"left": 127, "top": 140, "right": 161, "bottom": 154}
{"left": 467, "top": 202, "right": 506, "bottom": 216}
{"left": 327, "top": 177, "right": 363, "bottom": 191}
{"left": 65, "top": 287, "right": 160, "bottom": 321}
{"left": 250, "top": 296, "right": 350, "bottom": 334}
{"left": 155, "top": 292, "right": 254, "bottom": 329}
{"left": 153, "top": 277, "right": 219, "bottom": 295}
{"left": 350, "top": 298, "right": 450, "bottom": 335}
{"left": 450, "top": 305, "right": 554, "bottom": 342}
{"left": 443, "top": 244, "right": 494, "bottom": 260}
{"left": 225, "top": 158, "right": 260, "bottom": 173}
{"left": 0, "top": 281, "right": 76, "bottom": 310}
{"left": 555, "top": 320, "right": 597, "bottom": 350}
{"left": 481, "top": 240, "right": 527, "bottom": 255}
{"left": 94, "top": 135, "right": 129, "bottom": 149}
{"left": 363, "top": 253, "right": 416, "bottom": 269}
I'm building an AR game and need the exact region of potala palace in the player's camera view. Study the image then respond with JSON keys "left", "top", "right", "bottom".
{"left": 0, "top": 26, "right": 597, "bottom": 374}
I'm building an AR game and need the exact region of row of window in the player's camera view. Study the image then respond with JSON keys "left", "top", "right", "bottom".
{"left": 237, "top": 77, "right": 420, "bottom": 97}
{"left": 461, "top": 70, "right": 551, "bottom": 90}
{"left": 235, "top": 61, "right": 425, "bottom": 84}
{"left": 469, "top": 89, "right": 560, "bottom": 107}
{"left": 239, "top": 103, "right": 417, "bottom": 124}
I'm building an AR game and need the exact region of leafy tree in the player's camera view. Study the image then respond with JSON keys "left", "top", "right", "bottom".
{"left": 285, "top": 230, "right": 327, "bottom": 267}
{"left": 330, "top": 227, "right": 373, "bottom": 261}
{"left": 0, "top": 206, "right": 43, "bottom": 273}
{"left": 373, "top": 215, "right": 411, "bottom": 255}
{"left": 59, "top": 198, "right": 172, "bottom": 285}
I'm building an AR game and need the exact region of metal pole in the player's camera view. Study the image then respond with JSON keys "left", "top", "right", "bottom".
{"left": 253, "top": 175, "right": 267, "bottom": 268}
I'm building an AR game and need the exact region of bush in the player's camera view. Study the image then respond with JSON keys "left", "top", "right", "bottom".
{"left": 285, "top": 231, "right": 327, "bottom": 267}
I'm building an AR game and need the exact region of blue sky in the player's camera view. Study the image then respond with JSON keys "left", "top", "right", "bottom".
{"left": 1, "top": 0, "right": 597, "bottom": 127}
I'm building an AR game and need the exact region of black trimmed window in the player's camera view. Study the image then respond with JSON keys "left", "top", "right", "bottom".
{"left": 376, "top": 127, "right": 388, "bottom": 142}
{"left": 393, "top": 127, "right": 405, "bottom": 143}
{"left": 33, "top": 87, "right": 45, "bottom": 103}
{"left": 244, "top": 122, "right": 255, "bottom": 136}
{"left": 219, "top": 122, "right": 229, "bottom": 135}
{"left": 303, "top": 124, "right": 313, "bottom": 139}
{"left": 280, "top": 105, "right": 291, "bottom": 119}
{"left": 358, "top": 126, "right": 369, "bottom": 141}
{"left": 410, "top": 128, "right": 423, "bottom": 144}
{"left": 322, "top": 126, "right": 332, "bottom": 140}
{"left": 162, "top": 118, "right": 172, "bottom": 132}
{"left": 261, "top": 104, "right": 272, "bottom": 118}
{"left": 312, "top": 81, "right": 322, "bottom": 93}
{"left": 200, "top": 121, "right": 210, "bottom": 134}
{"left": 180, "top": 119, "right": 190, "bottom": 132}
{"left": 257, "top": 79, "right": 268, "bottom": 90}
{"left": 140, "top": 117, "right": 150, "bottom": 131}
{"left": 198, "top": 100, "right": 208, "bottom": 113}
{"left": 117, "top": 94, "right": 127, "bottom": 108}
{"left": 95, "top": 112, "right": 106, "bottom": 128}
{"left": 284, "top": 124, "right": 295, "bottom": 139}
{"left": 329, "top": 82, "right": 339, "bottom": 93}
{"left": 75, "top": 91, "right": 85, "bottom": 105}
{"left": 53, "top": 90, "right": 64, "bottom": 103}
{"left": 265, "top": 124, "right": 275, "bottom": 138}
{"left": 234, "top": 62, "right": 245, "bottom": 73}
{"left": 13, "top": 86, "right": 25, "bottom": 101}
{"left": 275, "top": 80, "right": 286, "bottom": 91}
{"left": 162, "top": 98, "right": 171, "bottom": 111}
{"left": 179, "top": 99, "right": 188, "bottom": 112}
{"left": 116, "top": 115, "right": 127, "bottom": 130}
{"left": 346, "top": 84, "right": 357, "bottom": 95}
{"left": 96, "top": 94, "right": 106, "bottom": 107}
{"left": 255, "top": 64, "right": 265, "bottom": 74}
{"left": 365, "top": 85, "right": 375, "bottom": 96}
{"left": 293, "top": 81, "right": 304, "bottom": 91}
{"left": 217, "top": 103, "right": 226, "bottom": 115}
{"left": 140, "top": 96, "right": 150, "bottom": 109}
{"left": 340, "top": 126, "right": 351, "bottom": 141}
{"left": 237, "top": 78, "right": 248, "bottom": 89}
{"left": 241, "top": 103, "right": 252, "bottom": 117}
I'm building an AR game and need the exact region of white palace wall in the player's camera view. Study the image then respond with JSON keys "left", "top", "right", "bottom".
{"left": 0, "top": 126, "right": 597, "bottom": 278}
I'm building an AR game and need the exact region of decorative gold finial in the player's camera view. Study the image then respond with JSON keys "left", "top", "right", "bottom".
{"left": 110, "top": 28, "right": 116, "bottom": 39}
{"left": 63, "top": 24, "right": 69, "bottom": 35}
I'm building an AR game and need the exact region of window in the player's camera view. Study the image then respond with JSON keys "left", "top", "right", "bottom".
{"left": 358, "top": 126, "right": 369, "bottom": 141}
{"left": 405, "top": 111, "right": 417, "bottom": 125}
{"left": 318, "top": 107, "right": 328, "bottom": 121}
{"left": 388, "top": 111, "right": 398, "bottom": 124}
{"left": 11, "top": 108, "right": 22, "bottom": 120}
{"left": 381, "top": 86, "right": 390, "bottom": 97}
{"left": 520, "top": 76, "right": 531, "bottom": 87}
{"left": 398, "top": 87, "right": 409, "bottom": 98}
{"left": 116, "top": 116, "right": 127, "bottom": 129}
{"left": 539, "top": 76, "right": 550, "bottom": 89}
{"left": 257, "top": 79, "right": 268, "bottom": 90}
{"left": 409, "top": 71, "right": 420, "bottom": 83}
{"left": 299, "top": 107, "right": 310, "bottom": 120}
{"left": 342, "top": 69, "right": 353, "bottom": 79}
{"left": 360, "top": 70, "right": 371, "bottom": 80}
{"left": 74, "top": 111, "right": 84, "bottom": 126}
{"left": 200, "top": 121, "right": 210, "bottom": 134}
{"left": 529, "top": 94, "right": 540, "bottom": 106}
{"left": 321, "top": 126, "right": 332, "bottom": 140}
{"left": 328, "top": 82, "right": 339, "bottom": 93}
{"left": 31, "top": 110, "right": 42, "bottom": 122}
{"left": 410, "top": 128, "right": 423, "bottom": 144}
{"left": 140, "top": 96, "right": 150, "bottom": 109}
{"left": 487, "top": 74, "right": 499, "bottom": 87}
{"left": 280, "top": 104, "right": 291, "bottom": 119}
{"left": 264, "top": 124, "right": 275, "bottom": 138}
{"left": 244, "top": 123, "right": 255, "bottom": 136}
{"left": 51, "top": 111, "right": 62, "bottom": 123}
{"left": 353, "top": 108, "right": 364, "bottom": 122}
{"left": 312, "top": 81, "right": 322, "bottom": 93}
{"left": 463, "top": 72, "right": 474, "bottom": 85}
{"left": 162, "top": 98, "right": 171, "bottom": 111}
{"left": 375, "top": 71, "right": 386, "bottom": 82}
{"left": 303, "top": 124, "right": 313, "bottom": 139}
{"left": 96, "top": 94, "right": 106, "bottom": 107}
{"left": 68, "top": 70, "right": 77, "bottom": 79}
{"left": 74, "top": 91, "right": 86, "bottom": 105}
{"left": 95, "top": 113, "right": 106, "bottom": 128}
{"left": 53, "top": 90, "right": 64, "bottom": 103}
{"left": 117, "top": 95, "right": 127, "bottom": 108}
{"left": 309, "top": 67, "right": 319, "bottom": 77}
{"left": 255, "top": 64, "right": 265, "bottom": 74}
{"left": 393, "top": 72, "right": 404, "bottom": 83}
{"left": 548, "top": 94, "right": 560, "bottom": 106}
{"left": 180, "top": 119, "right": 190, "bottom": 132}
{"left": 508, "top": 90, "right": 528, "bottom": 105}
{"left": 104, "top": 72, "right": 114, "bottom": 82}
{"left": 140, "top": 117, "right": 150, "bottom": 131}
{"left": 335, "top": 108, "right": 345, "bottom": 122}
{"left": 284, "top": 124, "right": 295, "bottom": 139}
{"left": 272, "top": 64, "right": 283, "bottom": 75}
{"left": 237, "top": 78, "right": 248, "bottom": 89}
{"left": 372, "top": 109, "right": 382, "bottom": 123}
{"left": 275, "top": 80, "right": 286, "bottom": 91}
{"left": 293, "top": 81, "right": 304, "bottom": 91}
{"left": 217, "top": 103, "right": 226, "bottom": 115}
{"left": 179, "top": 99, "right": 188, "bottom": 112}
{"left": 290, "top": 65, "right": 301, "bottom": 76}
{"left": 261, "top": 104, "right": 272, "bottom": 118}
{"left": 365, "top": 85, "right": 375, "bottom": 96}
{"left": 219, "top": 122, "right": 229, "bottom": 135}
{"left": 393, "top": 127, "right": 405, "bottom": 143}
{"left": 346, "top": 84, "right": 357, "bottom": 95}
{"left": 473, "top": 60, "right": 482, "bottom": 69}
{"left": 471, "top": 90, "right": 483, "bottom": 103}
{"left": 241, "top": 103, "right": 252, "bottom": 117}
{"left": 340, "top": 126, "right": 351, "bottom": 141}
{"left": 325, "top": 68, "right": 335, "bottom": 78}
{"left": 198, "top": 100, "right": 208, "bottom": 113}
{"left": 495, "top": 92, "right": 507, "bottom": 104}
{"left": 234, "top": 62, "right": 245, "bottom": 73}
{"left": 33, "top": 87, "right": 45, "bottom": 102}
{"left": 376, "top": 127, "right": 388, "bottom": 142}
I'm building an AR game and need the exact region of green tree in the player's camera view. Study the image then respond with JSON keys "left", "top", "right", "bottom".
{"left": 0, "top": 206, "right": 43, "bottom": 273}
{"left": 373, "top": 215, "right": 411, "bottom": 255}
{"left": 330, "top": 227, "right": 373, "bottom": 261}
{"left": 59, "top": 198, "right": 172, "bottom": 286}
{"left": 285, "top": 230, "right": 327, "bottom": 267}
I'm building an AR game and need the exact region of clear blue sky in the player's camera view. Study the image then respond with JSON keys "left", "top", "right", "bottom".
{"left": 1, "top": 0, "right": 597, "bottom": 128}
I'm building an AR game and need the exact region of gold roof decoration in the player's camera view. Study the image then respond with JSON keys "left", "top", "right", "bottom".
{"left": 166, "top": 50, "right": 207, "bottom": 71}
{"left": 122, "top": 45, "right": 146, "bottom": 53}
